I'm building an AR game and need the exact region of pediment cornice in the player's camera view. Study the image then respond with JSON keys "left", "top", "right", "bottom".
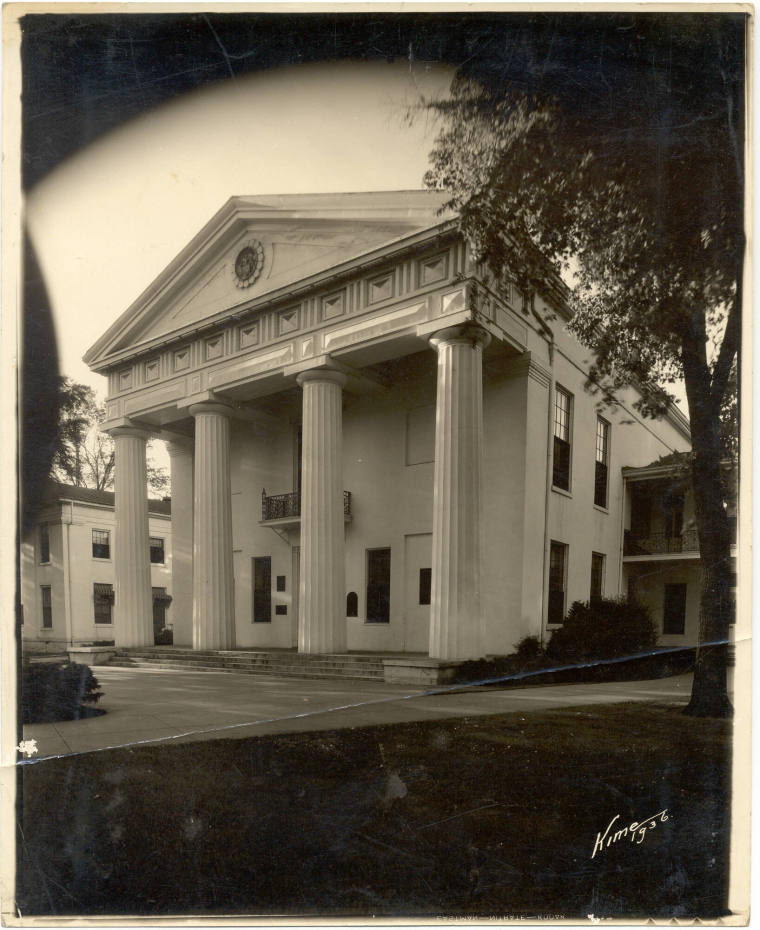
{"left": 84, "top": 191, "right": 454, "bottom": 372}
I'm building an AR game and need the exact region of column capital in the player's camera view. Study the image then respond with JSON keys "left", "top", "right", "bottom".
{"left": 166, "top": 437, "right": 194, "bottom": 456}
{"left": 429, "top": 323, "right": 491, "bottom": 353}
{"left": 109, "top": 425, "right": 152, "bottom": 441}
{"left": 296, "top": 367, "right": 347, "bottom": 389}
{"left": 188, "top": 401, "right": 234, "bottom": 419}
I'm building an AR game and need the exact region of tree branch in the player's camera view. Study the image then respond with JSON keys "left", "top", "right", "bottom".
{"left": 710, "top": 290, "right": 740, "bottom": 407}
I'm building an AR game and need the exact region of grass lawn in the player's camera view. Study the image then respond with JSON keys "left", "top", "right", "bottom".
{"left": 17, "top": 702, "right": 730, "bottom": 920}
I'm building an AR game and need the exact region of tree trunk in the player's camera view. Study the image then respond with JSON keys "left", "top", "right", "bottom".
{"left": 682, "top": 334, "right": 734, "bottom": 718}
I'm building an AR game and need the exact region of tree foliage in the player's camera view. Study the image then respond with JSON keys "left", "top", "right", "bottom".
{"left": 51, "top": 378, "right": 169, "bottom": 495}
{"left": 421, "top": 15, "right": 744, "bottom": 716}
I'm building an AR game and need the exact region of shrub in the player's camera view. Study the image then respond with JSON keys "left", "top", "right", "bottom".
{"left": 22, "top": 660, "right": 103, "bottom": 724}
{"left": 514, "top": 635, "right": 543, "bottom": 662}
{"left": 546, "top": 596, "right": 658, "bottom": 665}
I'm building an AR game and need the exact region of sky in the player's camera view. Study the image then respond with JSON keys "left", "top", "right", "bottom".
{"left": 26, "top": 59, "right": 455, "bottom": 396}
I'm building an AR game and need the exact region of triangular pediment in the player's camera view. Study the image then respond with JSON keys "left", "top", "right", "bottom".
{"left": 84, "top": 191, "right": 454, "bottom": 370}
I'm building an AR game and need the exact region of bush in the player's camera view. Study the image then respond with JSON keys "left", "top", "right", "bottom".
{"left": 546, "top": 596, "right": 658, "bottom": 665}
{"left": 514, "top": 635, "right": 543, "bottom": 662}
{"left": 22, "top": 660, "right": 104, "bottom": 724}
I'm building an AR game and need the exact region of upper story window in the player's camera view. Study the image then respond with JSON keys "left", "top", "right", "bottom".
{"left": 594, "top": 417, "right": 610, "bottom": 508}
{"left": 39, "top": 523, "right": 50, "bottom": 563}
{"left": 553, "top": 387, "right": 572, "bottom": 491}
{"left": 149, "top": 537, "right": 165, "bottom": 564}
{"left": 92, "top": 529, "right": 110, "bottom": 560}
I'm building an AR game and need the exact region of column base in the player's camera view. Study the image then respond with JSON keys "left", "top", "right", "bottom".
{"left": 382, "top": 657, "right": 464, "bottom": 686}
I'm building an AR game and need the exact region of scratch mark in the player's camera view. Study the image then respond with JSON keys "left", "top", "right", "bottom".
{"left": 203, "top": 15, "right": 235, "bottom": 79}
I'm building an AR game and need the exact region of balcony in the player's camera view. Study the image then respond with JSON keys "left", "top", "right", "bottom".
{"left": 624, "top": 528, "right": 699, "bottom": 557}
{"left": 261, "top": 489, "right": 352, "bottom": 524}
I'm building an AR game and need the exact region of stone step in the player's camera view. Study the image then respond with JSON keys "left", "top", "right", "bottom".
{"left": 106, "top": 657, "right": 384, "bottom": 680}
{"left": 118, "top": 649, "right": 385, "bottom": 665}
{"left": 117, "top": 653, "right": 385, "bottom": 670}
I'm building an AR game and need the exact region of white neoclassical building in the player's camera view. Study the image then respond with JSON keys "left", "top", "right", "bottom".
{"left": 84, "top": 191, "right": 693, "bottom": 681}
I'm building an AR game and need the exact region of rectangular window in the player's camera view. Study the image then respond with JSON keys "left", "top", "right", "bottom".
{"left": 41, "top": 586, "right": 52, "bottom": 628}
{"left": 663, "top": 583, "right": 687, "bottom": 635}
{"left": 419, "top": 567, "right": 432, "bottom": 606}
{"left": 149, "top": 537, "right": 165, "bottom": 564}
{"left": 253, "top": 557, "right": 272, "bottom": 623}
{"left": 548, "top": 541, "right": 568, "bottom": 625}
{"left": 366, "top": 548, "right": 391, "bottom": 623}
{"left": 92, "top": 529, "right": 110, "bottom": 560}
{"left": 552, "top": 387, "right": 572, "bottom": 491}
{"left": 94, "top": 583, "right": 114, "bottom": 624}
{"left": 39, "top": 523, "right": 50, "bottom": 563}
{"left": 594, "top": 417, "right": 610, "bottom": 508}
{"left": 590, "top": 552, "right": 605, "bottom": 601}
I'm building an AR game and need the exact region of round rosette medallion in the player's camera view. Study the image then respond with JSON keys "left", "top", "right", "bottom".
{"left": 233, "top": 239, "right": 265, "bottom": 288}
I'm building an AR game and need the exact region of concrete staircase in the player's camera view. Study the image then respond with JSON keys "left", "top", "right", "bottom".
{"left": 107, "top": 648, "right": 387, "bottom": 681}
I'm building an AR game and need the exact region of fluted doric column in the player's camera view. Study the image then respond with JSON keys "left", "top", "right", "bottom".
{"left": 166, "top": 439, "right": 193, "bottom": 647}
{"left": 296, "top": 368, "right": 347, "bottom": 654}
{"left": 429, "top": 324, "right": 491, "bottom": 660}
{"left": 111, "top": 426, "right": 153, "bottom": 648}
{"left": 190, "top": 402, "right": 235, "bottom": 650}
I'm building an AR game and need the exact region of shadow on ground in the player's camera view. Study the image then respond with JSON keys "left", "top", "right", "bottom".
{"left": 18, "top": 702, "right": 730, "bottom": 920}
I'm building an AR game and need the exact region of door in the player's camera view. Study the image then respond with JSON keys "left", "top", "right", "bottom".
{"left": 366, "top": 548, "right": 391, "bottom": 624}
{"left": 152, "top": 587, "right": 172, "bottom": 644}
{"left": 403, "top": 533, "right": 432, "bottom": 652}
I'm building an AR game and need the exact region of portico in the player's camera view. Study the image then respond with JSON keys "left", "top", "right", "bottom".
{"left": 86, "top": 193, "right": 526, "bottom": 670}
{"left": 85, "top": 189, "right": 692, "bottom": 679}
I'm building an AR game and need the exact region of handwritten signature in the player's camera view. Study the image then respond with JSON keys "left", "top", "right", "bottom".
{"left": 591, "top": 809, "right": 669, "bottom": 859}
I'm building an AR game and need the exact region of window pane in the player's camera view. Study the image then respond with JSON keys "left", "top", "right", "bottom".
{"left": 419, "top": 568, "right": 432, "bottom": 605}
{"left": 548, "top": 542, "right": 566, "bottom": 624}
{"left": 92, "top": 529, "right": 110, "bottom": 559}
{"left": 94, "top": 583, "right": 114, "bottom": 624}
{"left": 594, "top": 461, "right": 608, "bottom": 508}
{"left": 41, "top": 586, "right": 52, "bottom": 628}
{"left": 553, "top": 437, "right": 570, "bottom": 490}
{"left": 595, "top": 418, "right": 609, "bottom": 464}
{"left": 594, "top": 419, "right": 609, "bottom": 507}
{"left": 590, "top": 553, "right": 605, "bottom": 600}
{"left": 554, "top": 389, "right": 570, "bottom": 441}
{"left": 149, "top": 537, "right": 164, "bottom": 564}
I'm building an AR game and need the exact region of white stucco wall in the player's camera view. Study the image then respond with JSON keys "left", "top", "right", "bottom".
{"left": 21, "top": 500, "right": 172, "bottom": 648}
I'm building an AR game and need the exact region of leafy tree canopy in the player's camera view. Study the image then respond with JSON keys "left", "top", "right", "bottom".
{"left": 51, "top": 377, "right": 169, "bottom": 495}
{"left": 422, "top": 14, "right": 743, "bottom": 421}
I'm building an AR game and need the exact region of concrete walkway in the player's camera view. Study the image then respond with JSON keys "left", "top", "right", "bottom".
{"left": 22, "top": 666, "right": 693, "bottom": 760}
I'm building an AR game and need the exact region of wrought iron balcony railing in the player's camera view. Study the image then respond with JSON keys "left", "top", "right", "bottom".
{"left": 261, "top": 489, "right": 352, "bottom": 522}
{"left": 624, "top": 528, "right": 699, "bottom": 556}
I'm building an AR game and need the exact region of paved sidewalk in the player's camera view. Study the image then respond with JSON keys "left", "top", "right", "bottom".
{"left": 22, "top": 666, "right": 693, "bottom": 760}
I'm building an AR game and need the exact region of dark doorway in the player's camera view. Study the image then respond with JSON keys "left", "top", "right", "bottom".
{"left": 366, "top": 548, "right": 391, "bottom": 623}
{"left": 152, "top": 587, "right": 173, "bottom": 644}
{"left": 253, "top": 556, "right": 272, "bottom": 622}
